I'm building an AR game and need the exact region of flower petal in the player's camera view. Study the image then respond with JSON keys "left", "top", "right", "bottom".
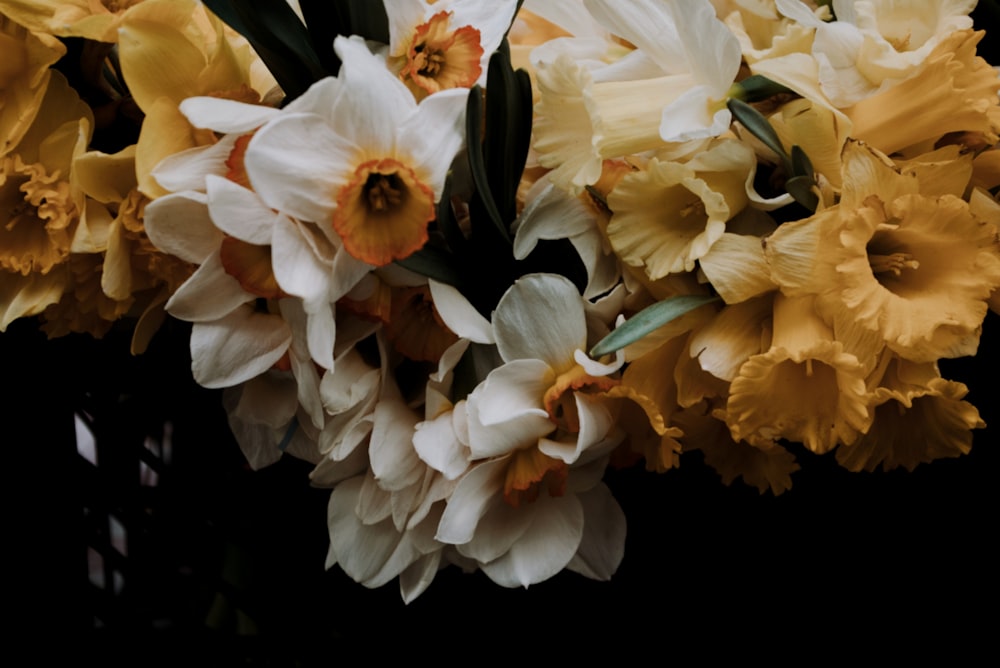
{"left": 165, "top": 250, "right": 254, "bottom": 322}
{"left": 143, "top": 191, "right": 220, "bottom": 263}
{"left": 205, "top": 174, "right": 278, "bottom": 245}
{"left": 493, "top": 273, "right": 586, "bottom": 370}
{"left": 190, "top": 304, "right": 292, "bottom": 388}
{"left": 478, "top": 493, "right": 583, "bottom": 588}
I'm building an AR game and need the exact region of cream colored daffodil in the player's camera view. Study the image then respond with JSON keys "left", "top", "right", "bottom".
{"left": 776, "top": 0, "right": 975, "bottom": 106}
{"left": 531, "top": 0, "right": 742, "bottom": 193}
{"left": 606, "top": 139, "right": 754, "bottom": 280}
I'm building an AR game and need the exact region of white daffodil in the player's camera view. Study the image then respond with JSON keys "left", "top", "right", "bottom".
{"left": 244, "top": 35, "right": 466, "bottom": 270}
{"left": 383, "top": 0, "right": 520, "bottom": 99}
{"left": 432, "top": 273, "right": 627, "bottom": 588}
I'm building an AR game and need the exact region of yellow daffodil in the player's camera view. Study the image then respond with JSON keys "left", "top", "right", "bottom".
{"left": 766, "top": 141, "right": 1000, "bottom": 364}
{"left": 606, "top": 139, "right": 754, "bottom": 280}
{"left": 0, "top": 69, "right": 92, "bottom": 331}
{"left": 117, "top": 0, "right": 276, "bottom": 197}
{"left": 836, "top": 355, "right": 984, "bottom": 472}
{"left": 845, "top": 30, "right": 1000, "bottom": 155}
{"left": 0, "top": 12, "right": 65, "bottom": 159}
{"left": 0, "top": 0, "right": 144, "bottom": 42}
{"left": 726, "top": 294, "right": 870, "bottom": 453}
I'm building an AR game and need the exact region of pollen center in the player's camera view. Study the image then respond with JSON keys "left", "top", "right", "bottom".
{"left": 401, "top": 11, "right": 483, "bottom": 98}
{"left": 365, "top": 173, "right": 404, "bottom": 212}
{"left": 334, "top": 158, "right": 435, "bottom": 267}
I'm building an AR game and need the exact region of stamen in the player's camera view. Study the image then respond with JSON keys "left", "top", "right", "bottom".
{"left": 365, "top": 173, "right": 404, "bottom": 212}
{"left": 869, "top": 252, "right": 919, "bottom": 276}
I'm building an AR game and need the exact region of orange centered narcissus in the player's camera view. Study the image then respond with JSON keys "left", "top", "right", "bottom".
{"left": 401, "top": 11, "right": 483, "bottom": 97}
{"left": 542, "top": 364, "right": 619, "bottom": 433}
{"left": 218, "top": 236, "right": 284, "bottom": 299}
{"left": 333, "top": 157, "right": 435, "bottom": 267}
{"left": 502, "top": 446, "right": 568, "bottom": 508}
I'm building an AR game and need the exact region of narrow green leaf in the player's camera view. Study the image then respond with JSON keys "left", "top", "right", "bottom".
{"left": 465, "top": 84, "right": 511, "bottom": 243}
{"left": 435, "top": 174, "right": 468, "bottom": 255}
{"left": 395, "top": 247, "right": 464, "bottom": 288}
{"left": 731, "top": 75, "right": 795, "bottom": 103}
{"left": 785, "top": 175, "right": 819, "bottom": 212}
{"left": 790, "top": 144, "right": 814, "bottom": 179}
{"left": 202, "top": 0, "right": 327, "bottom": 100}
{"left": 589, "top": 295, "right": 719, "bottom": 358}
{"left": 483, "top": 45, "right": 532, "bottom": 226}
{"left": 727, "top": 98, "right": 792, "bottom": 173}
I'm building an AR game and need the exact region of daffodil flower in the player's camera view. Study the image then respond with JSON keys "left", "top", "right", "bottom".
{"left": 244, "top": 35, "right": 466, "bottom": 268}
{"left": 383, "top": 0, "right": 519, "bottom": 99}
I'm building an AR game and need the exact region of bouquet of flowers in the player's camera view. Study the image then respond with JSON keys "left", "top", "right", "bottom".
{"left": 2, "top": 0, "right": 998, "bottom": 602}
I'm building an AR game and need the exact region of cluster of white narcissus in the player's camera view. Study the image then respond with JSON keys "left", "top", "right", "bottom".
{"left": 2, "top": 0, "right": 999, "bottom": 600}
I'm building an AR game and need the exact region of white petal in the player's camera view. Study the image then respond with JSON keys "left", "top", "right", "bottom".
{"left": 466, "top": 361, "right": 554, "bottom": 459}
{"left": 190, "top": 305, "right": 292, "bottom": 388}
{"left": 399, "top": 551, "right": 442, "bottom": 604}
{"left": 326, "top": 477, "right": 421, "bottom": 587}
{"left": 413, "top": 410, "right": 470, "bottom": 480}
{"left": 582, "top": 0, "right": 685, "bottom": 74}
{"left": 513, "top": 183, "right": 593, "bottom": 260}
{"left": 538, "top": 392, "right": 614, "bottom": 464}
{"left": 284, "top": 76, "right": 343, "bottom": 119}
{"left": 565, "top": 483, "right": 626, "bottom": 581}
{"left": 304, "top": 301, "right": 337, "bottom": 371}
{"left": 399, "top": 89, "right": 467, "bottom": 198}
{"left": 320, "top": 348, "right": 379, "bottom": 413}
{"left": 180, "top": 96, "right": 280, "bottom": 133}
{"left": 429, "top": 279, "right": 494, "bottom": 344}
{"left": 369, "top": 396, "right": 423, "bottom": 492}
{"left": 493, "top": 273, "right": 586, "bottom": 370}
{"left": 435, "top": 458, "right": 507, "bottom": 545}
{"left": 244, "top": 112, "right": 353, "bottom": 223}
{"left": 332, "top": 35, "right": 414, "bottom": 155}
{"left": 143, "top": 191, "right": 219, "bottom": 263}
{"left": 165, "top": 251, "right": 254, "bottom": 322}
{"left": 271, "top": 214, "right": 332, "bottom": 303}
{"left": 666, "top": 0, "right": 741, "bottom": 94}
{"left": 205, "top": 175, "right": 277, "bottom": 245}
{"left": 660, "top": 86, "right": 732, "bottom": 143}
{"left": 152, "top": 136, "right": 237, "bottom": 193}
{"left": 457, "top": 500, "right": 531, "bottom": 564}
{"left": 479, "top": 493, "right": 583, "bottom": 588}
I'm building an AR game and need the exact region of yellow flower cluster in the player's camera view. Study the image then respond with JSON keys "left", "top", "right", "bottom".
{"left": 0, "top": 0, "right": 272, "bottom": 347}
{"left": 519, "top": 2, "right": 1000, "bottom": 485}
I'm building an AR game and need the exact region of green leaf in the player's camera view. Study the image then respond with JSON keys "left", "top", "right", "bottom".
{"left": 465, "top": 84, "right": 511, "bottom": 243}
{"left": 790, "top": 144, "right": 814, "bottom": 179}
{"left": 785, "top": 175, "right": 819, "bottom": 212}
{"left": 731, "top": 75, "right": 795, "bottom": 103}
{"left": 727, "top": 98, "right": 792, "bottom": 174}
{"left": 589, "top": 295, "right": 719, "bottom": 358}
{"left": 202, "top": 0, "right": 327, "bottom": 100}
{"left": 395, "top": 246, "right": 465, "bottom": 288}
{"left": 483, "top": 44, "right": 532, "bottom": 226}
